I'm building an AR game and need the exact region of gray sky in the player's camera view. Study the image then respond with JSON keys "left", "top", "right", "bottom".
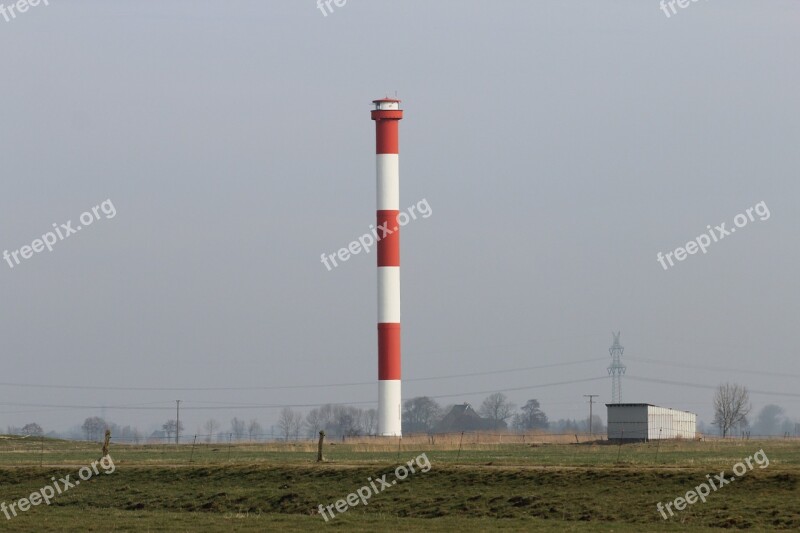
{"left": 1, "top": 0, "right": 798, "bottom": 436}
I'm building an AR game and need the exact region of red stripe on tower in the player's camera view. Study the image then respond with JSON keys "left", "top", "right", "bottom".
{"left": 372, "top": 97, "right": 403, "bottom": 437}
{"left": 376, "top": 210, "right": 400, "bottom": 266}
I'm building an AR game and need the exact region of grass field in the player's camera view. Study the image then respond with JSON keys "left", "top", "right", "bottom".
{"left": 1, "top": 435, "right": 798, "bottom": 531}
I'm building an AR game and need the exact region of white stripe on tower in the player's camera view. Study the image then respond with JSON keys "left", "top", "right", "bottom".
{"left": 372, "top": 97, "right": 403, "bottom": 437}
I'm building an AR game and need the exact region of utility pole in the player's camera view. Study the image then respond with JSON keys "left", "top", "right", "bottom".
{"left": 584, "top": 395, "right": 599, "bottom": 437}
{"left": 176, "top": 400, "right": 181, "bottom": 445}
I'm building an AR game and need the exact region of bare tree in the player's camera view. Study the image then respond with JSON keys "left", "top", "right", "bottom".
{"left": 332, "top": 406, "right": 363, "bottom": 437}
{"left": 247, "top": 419, "right": 262, "bottom": 441}
{"left": 305, "top": 408, "right": 325, "bottom": 437}
{"left": 318, "top": 404, "right": 334, "bottom": 429}
{"left": 162, "top": 422, "right": 174, "bottom": 441}
{"left": 277, "top": 407, "right": 299, "bottom": 441}
{"left": 82, "top": 417, "right": 106, "bottom": 441}
{"left": 513, "top": 399, "right": 549, "bottom": 430}
{"left": 231, "top": 417, "right": 247, "bottom": 441}
{"left": 714, "top": 383, "right": 751, "bottom": 437}
{"left": 204, "top": 419, "right": 219, "bottom": 443}
{"left": 752, "top": 404, "right": 785, "bottom": 436}
{"left": 402, "top": 397, "right": 441, "bottom": 433}
{"left": 479, "top": 393, "right": 516, "bottom": 429}
{"left": 306, "top": 405, "right": 334, "bottom": 436}
{"left": 290, "top": 411, "right": 304, "bottom": 440}
{"left": 21, "top": 423, "right": 43, "bottom": 436}
{"left": 362, "top": 409, "right": 378, "bottom": 436}
{"left": 162, "top": 420, "right": 184, "bottom": 442}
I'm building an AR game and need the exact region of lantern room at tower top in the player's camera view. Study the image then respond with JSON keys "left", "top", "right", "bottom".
{"left": 372, "top": 98, "right": 401, "bottom": 110}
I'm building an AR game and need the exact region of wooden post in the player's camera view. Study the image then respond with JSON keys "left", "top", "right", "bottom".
{"left": 101, "top": 429, "right": 111, "bottom": 458}
{"left": 655, "top": 428, "right": 662, "bottom": 462}
{"left": 317, "top": 431, "right": 325, "bottom": 462}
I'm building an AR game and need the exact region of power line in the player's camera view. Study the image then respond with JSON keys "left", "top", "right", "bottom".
{"left": 0, "top": 357, "right": 607, "bottom": 392}
{"left": 3, "top": 374, "right": 799, "bottom": 416}
{"left": 408, "top": 358, "right": 607, "bottom": 382}
{"left": 627, "top": 355, "right": 800, "bottom": 380}
{"left": 425, "top": 377, "right": 607, "bottom": 400}
{"left": 2, "top": 354, "right": 777, "bottom": 394}
{"left": 0, "top": 400, "right": 375, "bottom": 411}
{"left": 0, "top": 376, "right": 609, "bottom": 412}
{"left": 627, "top": 376, "right": 800, "bottom": 398}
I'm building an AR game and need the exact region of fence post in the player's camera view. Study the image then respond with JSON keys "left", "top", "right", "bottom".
{"left": 102, "top": 429, "right": 111, "bottom": 458}
{"left": 317, "top": 431, "right": 325, "bottom": 462}
{"left": 655, "top": 428, "right": 662, "bottom": 463}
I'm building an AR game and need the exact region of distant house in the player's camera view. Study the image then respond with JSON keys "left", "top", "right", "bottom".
{"left": 436, "top": 403, "right": 504, "bottom": 432}
{"left": 147, "top": 430, "right": 169, "bottom": 444}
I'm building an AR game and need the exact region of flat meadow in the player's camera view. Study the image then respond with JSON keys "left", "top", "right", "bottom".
{"left": 0, "top": 434, "right": 797, "bottom": 531}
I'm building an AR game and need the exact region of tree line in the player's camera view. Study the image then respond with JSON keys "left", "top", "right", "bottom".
{"left": 5, "top": 383, "right": 797, "bottom": 442}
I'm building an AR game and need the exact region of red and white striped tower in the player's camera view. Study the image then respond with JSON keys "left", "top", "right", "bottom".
{"left": 372, "top": 98, "right": 403, "bottom": 437}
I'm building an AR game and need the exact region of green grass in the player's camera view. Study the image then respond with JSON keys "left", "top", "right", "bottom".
{"left": 4, "top": 435, "right": 799, "bottom": 467}
{"left": 0, "top": 436, "right": 798, "bottom": 531}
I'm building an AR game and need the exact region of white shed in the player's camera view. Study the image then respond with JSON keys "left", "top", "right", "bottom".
{"left": 606, "top": 403, "right": 696, "bottom": 441}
